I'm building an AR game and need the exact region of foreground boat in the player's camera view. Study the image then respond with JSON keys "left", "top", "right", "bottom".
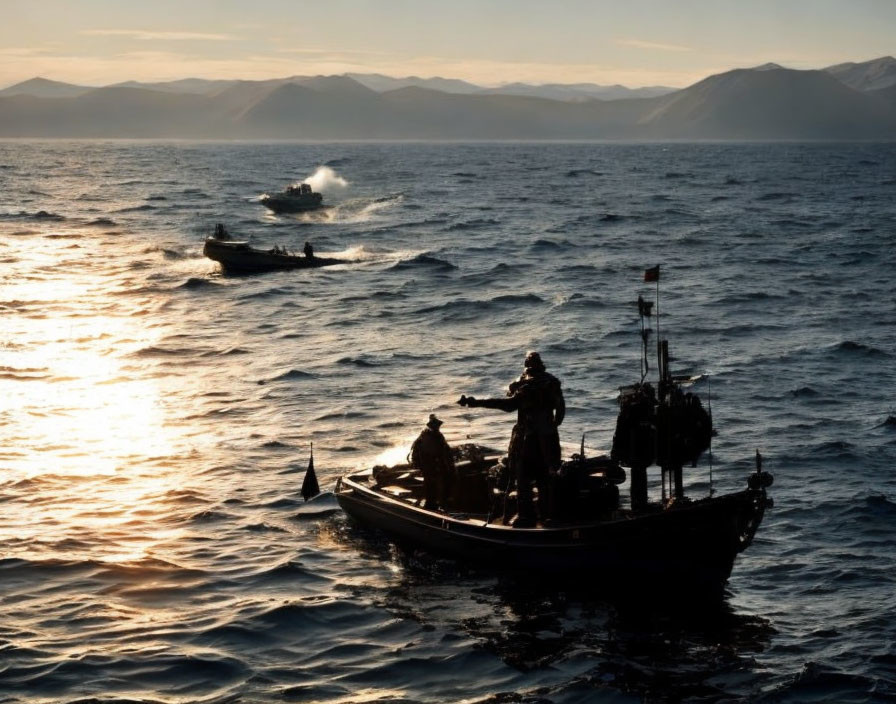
{"left": 261, "top": 183, "right": 324, "bottom": 213}
{"left": 334, "top": 274, "right": 773, "bottom": 594}
{"left": 336, "top": 450, "right": 768, "bottom": 593}
{"left": 203, "top": 231, "right": 344, "bottom": 274}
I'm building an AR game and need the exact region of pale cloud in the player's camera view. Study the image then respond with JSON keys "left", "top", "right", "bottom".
{"left": 616, "top": 38, "right": 693, "bottom": 53}
{"left": 82, "top": 29, "right": 238, "bottom": 41}
{"left": 0, "top": 46, "right": 62, "bottom": 58}
{"left": 275, "top": 48, "right": 392, "bottom": 57}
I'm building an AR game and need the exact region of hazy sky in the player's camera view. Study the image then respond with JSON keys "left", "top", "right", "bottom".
{"left": 2, "top": 0, "right": 894, "bottom": 88}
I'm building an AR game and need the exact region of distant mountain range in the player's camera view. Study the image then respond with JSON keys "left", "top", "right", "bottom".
{"left": 1, "top": 57, "right": 894, "bottom": 139}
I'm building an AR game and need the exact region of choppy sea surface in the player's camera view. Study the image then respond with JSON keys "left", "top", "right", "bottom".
{"left": 1, "top": 141, "right": 895, "bottom": 703}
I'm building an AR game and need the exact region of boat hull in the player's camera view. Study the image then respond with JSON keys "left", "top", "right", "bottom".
{"left": 336, "top": 473, "right": 767, "bottom": 593}
{"left": 261, "top": 193, "right": 323, "bottom": 213}
{"left": 203, "top": 238, "right": 343, "bottom": 273}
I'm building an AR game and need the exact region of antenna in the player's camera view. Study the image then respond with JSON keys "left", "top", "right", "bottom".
{"left": 643, "top": 265, "right": 662, "bottom": 382}
{"left": 707, "top": 375, "right": 714, "bottom": 497}
{"left": 637, "top": 295, "right": 653, "bottom": 382}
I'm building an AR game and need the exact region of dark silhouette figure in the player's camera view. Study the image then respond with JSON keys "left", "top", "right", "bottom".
{"left": 409, "top": 414, "right": 455, "bottom": 510}
{"left": 303, "top": 241, "right": 314, "bottom": 259}
{"left": 459, "top": 351, "right": 565, "bottom": 527}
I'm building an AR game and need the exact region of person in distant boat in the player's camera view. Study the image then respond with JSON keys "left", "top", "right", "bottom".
{"left": 458, "top": 351, "right": 565, "bottom": 527}
{"left": 409, "top": 414, "right": 455, "bottom": 510}
{"left": 303, "top": 241, "right": 314, "bottom": 259}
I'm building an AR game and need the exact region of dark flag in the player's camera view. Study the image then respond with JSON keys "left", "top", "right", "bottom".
{"left": 301, "top": 444, "right": 320, "bottom": 501}
{"left": 644, "top": 265, "right": 660, "bottom": 282}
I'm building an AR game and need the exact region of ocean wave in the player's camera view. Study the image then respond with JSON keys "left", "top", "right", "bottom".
{"left": 115, "top": 204, "right": 157, "bottom": 213}
{"left": 269, "top": 369, "right": 315, "bottom": 381}
{"left": 176, "top": 277, "right": 219, "bottom": 290}
{"left": 189, "top": 509, "right": 237, "bottom": 524}
{"left": 313, "top": 409, "right": 369, "bottom": 421}
{"left": 252, "top": 599, "right": 365, "bottom": 630}
{"left": 28, "top": 210, "right": 66, "bottom": 221}
{"left": 248, "top": 559, "right": 328, "bottom": 583}
{"left": 553, "top": 293, "right": 603, "bottom": 309}
{"left": 83, "top": 217, "right": 116, "bottom": 227}
{"left": 765, "top": 661, "right": 881, "bottom": 702}
{"left": 490, "top": 293, "right": 544, "bottom": 305}
{"left": 530, "top": 238, "right": 564, "bottom": 249}
{"left": 129, "top": 345, "right": 207, "bottom": 358}
{"left": 413, "top": 294, "right": 544, "bottom": 321}
{"left": 336, "top": 355, "right": 378, "bottom": 367}
{"left": 262, "top": 496, "right": 303, "bottom": 509}
{"left": 789, "top": 386, "right": 820, "bottom": 397}
{"left": 863, "top": 493, "right": 896, "bottom": 515}
{"left": 242, "top": 521, "right": 290, "bottom": 534}
{"left": 830, "top": 340, "right": 889, "bottom": 358}
{"left": 773, "top": 217, "right": 814, "bottom": 229}
{"left": 566, "top": 168, "right": 602, "bottom": 178}
{"left": 0, "top": 365, "right": 50, "bottom": 381}
{"left": 755, "top": 191, "right": 798, "bottom": 201}
{"left": 810, "top": 439, "right": 859, "bottom": 461}
{"left": 445, "top": 218, "right": 500, "bottom": 232}
{"left": 233, "top": 288, "right": 297, "bottom": 303}
{"left": 180, "top": 187, "right": 209, "bottom": 198}
{"left": 293, "top": 494, "right": 342, "bottom": 518}
{"left": 200, "top": 346, "right": 250, "bottom": 357}
{"left": 389, "top": 254, "right": 457, "bottom": 272}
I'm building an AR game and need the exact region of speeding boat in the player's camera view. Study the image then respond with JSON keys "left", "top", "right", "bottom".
{"left": 203, "top": 225, "right": 343, "bottom": 273}
{"left": 334, "top": 278, "right": 773, "bottom": 593}
{"left": 261, "top": 183, "right": 323, "bottom": 213}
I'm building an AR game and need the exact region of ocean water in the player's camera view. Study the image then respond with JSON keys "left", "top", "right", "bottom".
{"left": 1, "top": 140, "right": 895, "bottom": 703}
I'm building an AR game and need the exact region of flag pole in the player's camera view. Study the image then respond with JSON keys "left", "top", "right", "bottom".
{"left": 653, "top": 265, "right": 661, "bottom": 381}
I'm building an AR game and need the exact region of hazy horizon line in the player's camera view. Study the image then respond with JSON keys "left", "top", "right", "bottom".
{"left": 7, "top": 53, "right": 894, "bottom": 94}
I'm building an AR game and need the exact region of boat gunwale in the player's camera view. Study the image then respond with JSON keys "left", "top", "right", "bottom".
{"left": 336, "top": 472, "right": 762, "bottom": 545}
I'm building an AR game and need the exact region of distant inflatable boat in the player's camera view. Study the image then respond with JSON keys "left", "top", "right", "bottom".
{"left": 261, "top": 183, "right": 324, "bottom": 213}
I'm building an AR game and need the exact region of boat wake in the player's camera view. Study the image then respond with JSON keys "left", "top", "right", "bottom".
{"left": 285, "top": 194, "right": 404, "bottom": 225}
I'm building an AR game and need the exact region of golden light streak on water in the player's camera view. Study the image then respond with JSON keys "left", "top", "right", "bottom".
{"left": 1, "top": 232, "right": 190, "bottom": 562}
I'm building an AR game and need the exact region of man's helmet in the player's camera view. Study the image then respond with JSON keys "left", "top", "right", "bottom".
{"left": 524, "top": 351, "right": 545, "bottom": 372}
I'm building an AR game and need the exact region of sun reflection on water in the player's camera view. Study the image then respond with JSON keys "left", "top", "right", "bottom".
{"left": 1, "top": 232, "right": 189, "bottom": 562}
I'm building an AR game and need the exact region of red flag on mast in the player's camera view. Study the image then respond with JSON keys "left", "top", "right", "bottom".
{"left": 644, "top": 265, "right": 660, "bottom": 282}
